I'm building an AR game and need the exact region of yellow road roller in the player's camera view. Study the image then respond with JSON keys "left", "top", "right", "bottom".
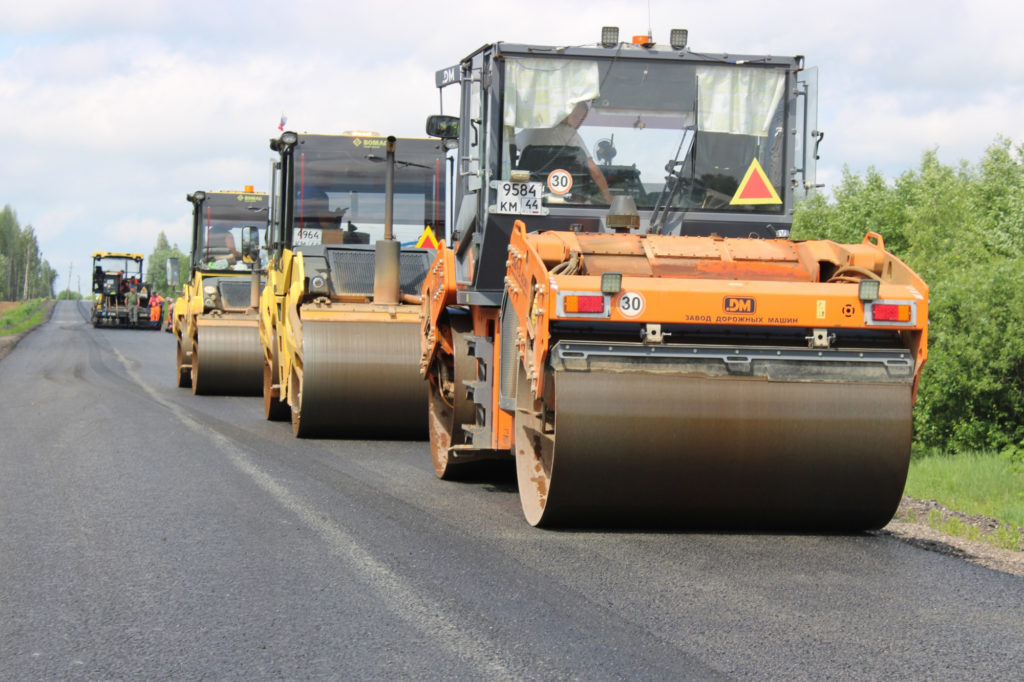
{"left": 261, "top": 132, "right": 447, "bottom": 437}
{"left": 170, "top": 187, "right": 268, "bottom": 395}
{"left": 420, "top": 30, "right": 928, "bottom": 528}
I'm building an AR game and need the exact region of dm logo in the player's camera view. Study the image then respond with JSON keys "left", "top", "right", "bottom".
{"left": 723, "top": 296, "right": 756, "bottom": 314}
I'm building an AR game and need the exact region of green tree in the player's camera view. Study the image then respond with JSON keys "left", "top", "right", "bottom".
{"left": 0, "top": 205, "right": 56, "bottom": 300}
{"left": 915, "top": 257, "right": 1024, "bottom": 453}
{"left": 794, "top": 165, "right": 909, "bottom": 256}
{"left": 794, "top": 138, "right": 1024, "bottom": 456}
{"left": 147, "top": 231, "right": 187, "bottom": 296}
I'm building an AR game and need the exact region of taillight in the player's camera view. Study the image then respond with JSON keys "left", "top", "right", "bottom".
{"left": 564, "top": 295, "right": 604, "bottom": 313}
{"left": 558, "top": 292, "right": 609, "bottom": 317}
{"left": 866, "top": 301, "right": 916, "bottom": 326}
{"left": 871, "top": 303, "right": 912, "bottom": 322}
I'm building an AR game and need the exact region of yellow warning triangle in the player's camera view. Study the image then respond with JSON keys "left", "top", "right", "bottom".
{"left": 415, "top": 225, "right": 439, "bottom": 249}
{"left": 730, "top": 158, "right": 782, "bottom": 205}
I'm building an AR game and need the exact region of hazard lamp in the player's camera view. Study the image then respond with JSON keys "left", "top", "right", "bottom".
{"left": 558, "top": 291, "right": 610, "bottom": 318}
{"left": 866, "top": 300, "right": 916, "bottom": 326}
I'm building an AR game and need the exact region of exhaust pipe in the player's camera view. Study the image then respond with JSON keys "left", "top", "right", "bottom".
{"left": 374, "top": 135, "right": 401, "bottom": 305}
{"left": 250, "top": 266, "right": 261, "bottom": 310}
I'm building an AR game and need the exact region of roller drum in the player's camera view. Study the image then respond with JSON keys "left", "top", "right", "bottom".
{"left": 296, "top": 320, "right": 427, "bottom": 438}
{"left": 192, "top": 324, "right": 263, "bottom": 395}
{"left": 516, "top": 368, "right": 912, "bottom": 530}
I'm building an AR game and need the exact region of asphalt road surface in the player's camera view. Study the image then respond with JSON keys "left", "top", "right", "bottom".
{"left": 1, "top": 301, "right": 1021, "bottom": 680}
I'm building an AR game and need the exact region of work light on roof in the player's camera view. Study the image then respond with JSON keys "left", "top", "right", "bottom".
{"left": 670, "top": 29, "right": 688, "bottom": 50}
{"left": 601, "top": 26, "right": 619, "bottom": 48}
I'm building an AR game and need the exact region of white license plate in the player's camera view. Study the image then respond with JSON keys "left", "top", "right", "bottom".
{"left": 493, "top": 181, "right": 543, "bottom": 215}
{"left": 292, "top": 227, "right": 322, "bottom": 246}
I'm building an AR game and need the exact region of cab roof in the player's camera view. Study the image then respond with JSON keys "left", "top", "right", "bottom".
{"left": 92, "top": 251, "right": 143, "bottom": 260}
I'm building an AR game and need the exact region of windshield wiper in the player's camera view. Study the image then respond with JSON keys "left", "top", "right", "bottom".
{"left": 648, "top": 129, "right": 695, "bottom": 235}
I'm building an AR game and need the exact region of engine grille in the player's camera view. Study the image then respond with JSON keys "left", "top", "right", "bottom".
{"left": 326, "top": 248, "right": 432, "bottom": 296}
{"left": 218, "top": 279, "right": 255, "bottom": 309}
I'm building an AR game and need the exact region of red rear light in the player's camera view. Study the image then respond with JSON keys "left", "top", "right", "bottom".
{"left": 564, "top": 295, "right": 605, "bottom": 314}
{"left": 872, "top": 303, "right": 912, "bottom": 322}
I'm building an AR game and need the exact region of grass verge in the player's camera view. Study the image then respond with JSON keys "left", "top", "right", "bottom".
{"left": 904, "top": 451, "right": 1024, "bottom": 551}
{"left": 0, "top": 299, "right": 49, "bottom": 336}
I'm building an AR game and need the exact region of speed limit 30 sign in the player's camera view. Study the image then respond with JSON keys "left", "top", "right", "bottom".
{"left": 546, "top": 169, "right": 573, "bottom": 195}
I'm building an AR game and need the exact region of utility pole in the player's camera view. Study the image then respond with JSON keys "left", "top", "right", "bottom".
{"left": 66, "top": 262, "right": 73, "bottom": 300}
{"left": 23, "top": 258, "right": 29, "bottom": 300}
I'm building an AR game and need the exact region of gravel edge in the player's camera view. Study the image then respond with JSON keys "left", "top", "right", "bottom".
{"left": 876, "top": 497, "right": 1024, "bottom": 578}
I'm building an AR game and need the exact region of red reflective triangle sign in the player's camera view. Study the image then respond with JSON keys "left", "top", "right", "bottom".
{"left": 415, "top": 225, "right": 439, "bottom": 249}
{"left": 731, "top": 158, "right": 782, "bottom": 205}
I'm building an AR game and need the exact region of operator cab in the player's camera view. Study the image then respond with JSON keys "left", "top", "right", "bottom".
{"left": 186, "top": 188, "right": 269, "bottom": 275}
{"left": 267, "top": 132, "right": 447, "bottom": 300}
{"left": 428, "top": 30, "right": 821, "bottom": 302}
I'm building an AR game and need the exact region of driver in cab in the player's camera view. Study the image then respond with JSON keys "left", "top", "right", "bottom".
{"left": 514, "top": 100, "right": 612, "bottom": 203}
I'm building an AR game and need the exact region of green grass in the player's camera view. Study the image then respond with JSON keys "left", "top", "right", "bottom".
{"left": 905, "top": 451, "right": 1024, "bottom": 550}
{"left": 0, "top": 299, "right": 49, "bottom": 336}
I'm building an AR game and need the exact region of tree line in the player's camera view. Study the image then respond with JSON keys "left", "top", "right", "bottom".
{"left": 0, "top": 206, "right": 57, "bottom": 300}
{"left": 8, "top": 135, "right": 1022, "bottom": 458}
{"left": 793, "top": 137, "right": 1024, "bottom": 460}
{"left": 146, "top": 231, "right": 187, "bottom": 297}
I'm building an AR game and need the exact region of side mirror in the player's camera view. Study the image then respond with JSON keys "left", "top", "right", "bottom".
{"left": 426, "top": 115, "right": 459, "bottom": 140}
{"left": 166, "top": 257, "right": 180, "bottom": 287}
{"left": 240, "top": 226, "right": 260, "bottom": 258}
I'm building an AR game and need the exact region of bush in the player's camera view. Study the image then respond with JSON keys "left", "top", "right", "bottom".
{"left": 794, "top": 138, "right": 1024, "bottom": 454}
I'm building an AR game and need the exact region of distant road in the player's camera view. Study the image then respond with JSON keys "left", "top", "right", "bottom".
{"left": 1, "top": 301, "right": 1021, "bottom": 680}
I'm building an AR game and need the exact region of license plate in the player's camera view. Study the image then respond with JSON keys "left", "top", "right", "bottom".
{"left": 292, "top": 227, "right": 322, "bottom": 246}
{"left": 493, "top": 181, "right": 543, "bottom": 215}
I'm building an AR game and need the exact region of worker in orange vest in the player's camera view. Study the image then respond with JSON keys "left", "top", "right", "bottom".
{"left": 149, "top": 292, "right": 165, "bottom": 325}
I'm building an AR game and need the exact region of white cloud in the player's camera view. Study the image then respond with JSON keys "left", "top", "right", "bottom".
{"left": 5, "top": 0, "right": 1024, "bottom": 295}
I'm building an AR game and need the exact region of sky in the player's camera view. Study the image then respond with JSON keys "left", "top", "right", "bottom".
{"left": 3, "top": 0, "right": 1024, "bottom": 295}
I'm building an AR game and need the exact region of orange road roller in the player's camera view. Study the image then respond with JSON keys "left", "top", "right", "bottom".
{"left": 420, "top": 33, "right": 928, "bottom": 528}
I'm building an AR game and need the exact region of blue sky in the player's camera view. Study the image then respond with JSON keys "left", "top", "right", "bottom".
{"left": 3, "top": 0, "right": 1023, "bottom": 295}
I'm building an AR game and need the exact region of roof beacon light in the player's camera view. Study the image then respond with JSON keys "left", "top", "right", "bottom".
{"left": 244, "top": 185, "right": 254, "bottom": 193}
{"left": 632, "top": 33, "right": 654, "bottom": 48}
{"left": 670, "top": 29, "right": 688, "bottom": 50}
{"left": 601, "top": 26, "right": 619, "bottom": 48}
